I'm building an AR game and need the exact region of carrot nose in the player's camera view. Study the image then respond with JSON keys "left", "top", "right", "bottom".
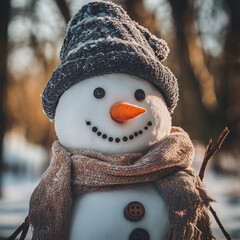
{"left": 110, "top": 102, "right": 146, "bottom": 122}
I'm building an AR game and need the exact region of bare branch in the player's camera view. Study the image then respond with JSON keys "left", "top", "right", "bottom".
{"left": 209, "top": 206, "right": 232, "bottom": 240}
{"left": 199, "top": 127, "right": 229, "bottom": 181}
{"left": 7, "top": 217, "right": 29, "bottom": 240}
{"left": 198, "top": 127, "right": 231, "bottom": 239}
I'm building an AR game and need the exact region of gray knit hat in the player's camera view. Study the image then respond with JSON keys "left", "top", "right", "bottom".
{"left": 42, "top": 1, "right": 179, "bottom": 121}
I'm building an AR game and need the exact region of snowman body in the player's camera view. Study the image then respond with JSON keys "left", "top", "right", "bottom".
{"left": 54, "top": 74, "right": 172, "bottom": 239}
{"left": 70, "top": 183, "right": 168, "bottom": 240}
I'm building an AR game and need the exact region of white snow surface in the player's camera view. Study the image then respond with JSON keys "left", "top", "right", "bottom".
{"left": 70, "top": 183, "right": 168, "bottom": 240}
{"left": 55, "top": 73, "right": 171, "bottom": 154}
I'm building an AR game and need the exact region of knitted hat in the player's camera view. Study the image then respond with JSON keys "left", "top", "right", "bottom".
{"left": 42, "top": 1, "right": 179, "bottom": 121}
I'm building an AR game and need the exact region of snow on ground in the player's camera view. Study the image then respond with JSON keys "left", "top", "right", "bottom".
{"left": 0, "top": 137, "right": 239, "bottom": 239}
{"left": 3, "top": 132, "right": 48, "bottom": 177}
{"left": 0, "top": 172, "right": 38, "bottom": 239}
{"left": 0, "top": 132, "right": 46, "bottom": 239}
{"left": 205, "top": 171, "right": 240, "bottom": 239}
{"left": 192, "top": 141, "right": 240, "bottom": 240}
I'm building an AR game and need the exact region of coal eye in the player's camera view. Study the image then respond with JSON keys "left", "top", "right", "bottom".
{"left": 94, "top": 87, "right": 105, "bottom": 99}
{"left": 135, "top": 89, "right": 145, "bottom": 101}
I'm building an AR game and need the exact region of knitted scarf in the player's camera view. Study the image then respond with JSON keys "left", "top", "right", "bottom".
{"left": 29, "top": 127, "right": 214, "bottom": 240}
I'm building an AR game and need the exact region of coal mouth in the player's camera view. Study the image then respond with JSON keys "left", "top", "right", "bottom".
{"left": 85, "top": 120, "right": 152, "bottom": 143}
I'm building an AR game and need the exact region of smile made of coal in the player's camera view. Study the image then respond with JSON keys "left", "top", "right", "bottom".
{"left": 85, "top": 120, "right": 152, "bottom": 143}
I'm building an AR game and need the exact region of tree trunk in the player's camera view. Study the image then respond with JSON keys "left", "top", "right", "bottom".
{"left": 54, "top": 0, "right": 71, "bottom": 24}
{"left": 219, "top": 0, "right": 240, "bottom": 148}
{"left": 0, "top": 0, "right": 10, "bottom": 196}
{"left": 124, "top": 0, "right": 161, "bottom": 37}
{"left": 168, "top": 0, "right": 211, "bottom": 141}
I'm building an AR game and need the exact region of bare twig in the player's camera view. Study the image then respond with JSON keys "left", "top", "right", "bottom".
{"left": 7, "top": 216, "right": 29, "bottom": 240}
{"left": 199, "top": 127, "right": 230, "bottom": 181}
{"left": 198, "top": 127, "right": 231, "bottom": 240}
{"left": 210, "top": 206, "right": 232, "bottom": 240}
{"left": 20, "top": 217, "right": 29, "bottom": 240}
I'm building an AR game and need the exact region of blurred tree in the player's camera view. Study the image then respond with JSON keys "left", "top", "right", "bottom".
{"left": 0, "top": 0, "right": 10, "bottom": 196}
{"left": 54, "top": 0, "right": 71, "bottom": 24}
{"left": 218, "top": 0, "right": 240, "bottom": 148}
{"left": 6, "top": 0, "right": 71, "bottom": 152}
{"left": 168, "top": 0, "right": 216, "bottom": 141}
{"left": 123, "top": 0, "right": 161, "bottom": 36}
{"left": 3, "top": 0, "right": 240, "bottom": 171}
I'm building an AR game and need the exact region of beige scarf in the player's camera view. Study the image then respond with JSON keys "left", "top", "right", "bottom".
{"left": 29, "top": 127, "right": 214, "bottom": 240}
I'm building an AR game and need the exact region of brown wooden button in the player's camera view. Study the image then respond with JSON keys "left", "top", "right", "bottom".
{"left": 129, "top": 228, "right": 150, "bottom": 240}
{"left": 124, "top": 201, "right": 145, "bottom": 221}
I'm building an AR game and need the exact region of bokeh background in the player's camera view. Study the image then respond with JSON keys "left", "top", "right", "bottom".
{"left": 0, "top": 0, "right": 239, "bottom": 239}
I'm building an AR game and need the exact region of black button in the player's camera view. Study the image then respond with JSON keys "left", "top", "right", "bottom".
{"left": 129, "top": 228, "right": 150, "bottom": 240}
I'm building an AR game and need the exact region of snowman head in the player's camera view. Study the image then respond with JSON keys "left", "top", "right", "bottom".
{"left": 42, "top": 1, "right": 179, "bottom": 154}
{"left": 55, "top": 74, "right": 171, "bottom": 154}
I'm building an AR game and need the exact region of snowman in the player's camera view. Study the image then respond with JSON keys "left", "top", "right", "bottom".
{"left": 56, "top": 73, "right": 170, "bottom": 240}
{"left": 28, "top": 1, "right": 214, "bottom": 240}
